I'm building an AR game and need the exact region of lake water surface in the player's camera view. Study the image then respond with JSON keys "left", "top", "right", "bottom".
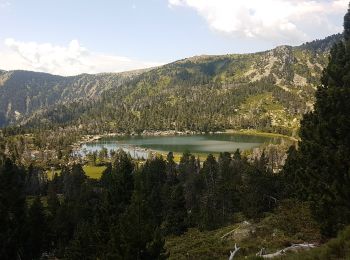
{"left": 79, "top": 133, "right": 280, "bottom": 159}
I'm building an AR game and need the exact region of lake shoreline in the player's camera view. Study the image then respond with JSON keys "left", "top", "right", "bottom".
{"left": 72, "top": 129, "right": 292, "bottom": 162}
{"left": 83, "top": 129, "right": 296, "bottom": 140}
{"left": 225, "top": 129, "right": 299, "bottom": 142}
{"left": 71, "top": 129, "right": 297, "bottom": 153}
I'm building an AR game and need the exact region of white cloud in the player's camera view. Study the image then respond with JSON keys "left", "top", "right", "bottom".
{"left": 0, "top": 38, "right": 162, "bottom": 76}
{"left": 169, "top": 0, "right": 348, "bottom": 44}
{"left": 0, "top": 0, "right": 10, "bottom": 8}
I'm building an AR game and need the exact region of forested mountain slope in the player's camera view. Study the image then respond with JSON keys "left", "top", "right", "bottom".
{"left": 1, "top": 34, "right": 342, "bottom": 135}
{"left": 0, "top": 70, "right": 145, "bottom": 126}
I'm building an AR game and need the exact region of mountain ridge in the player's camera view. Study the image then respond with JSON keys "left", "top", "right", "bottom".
{"left": 0, "top": 69, "right": 150, "bottom": 126}
{"left": 0, "top": 33, "right": 343, "bottom": 135}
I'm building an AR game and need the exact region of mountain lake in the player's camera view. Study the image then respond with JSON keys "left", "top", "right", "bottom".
{"left": 78, "top": 133, "right": 282, "bottom": 159}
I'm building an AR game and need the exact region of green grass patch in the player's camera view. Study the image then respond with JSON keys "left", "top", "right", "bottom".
{"left": 83, "top": 165, "right": 107, "bottom": 179}
{"left": 226, "top": 129, "right": 299, "bottom": 142}
{"left": 46, "top": 165, "right": 107, "bottom": 180}
{"left": 46, "top": 169, "right": 62, "bottom": 180}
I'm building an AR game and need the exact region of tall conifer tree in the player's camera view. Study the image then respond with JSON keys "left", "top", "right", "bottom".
{"left": 289, "top": 4, "right": 350, "bottom": 236}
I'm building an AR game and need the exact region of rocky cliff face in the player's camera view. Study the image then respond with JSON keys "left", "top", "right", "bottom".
{"left": 0, "top": 70, "right": 144, "bottom": 126}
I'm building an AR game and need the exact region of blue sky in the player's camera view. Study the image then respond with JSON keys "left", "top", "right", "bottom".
{"left": 0, "top": 0, "right": 348, "bottom": 75}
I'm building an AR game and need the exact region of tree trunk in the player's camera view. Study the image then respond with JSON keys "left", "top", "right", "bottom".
{"left": 228, "top": 244, "right": 240, "bottom": 260}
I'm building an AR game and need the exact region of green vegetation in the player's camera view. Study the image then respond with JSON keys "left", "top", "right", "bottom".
{"left": 2, "top": 5, "right": 350, "bottom": 260}
{"left": 47, "top": 169, "right": 62, "bottom": 180}
{"left": 166, "top": 214, "right": 350, "bottom": 260}
{"left": 0, "top": 145, "right": 288, "bottom": 259}
{"left": 0, "top": 70, "right": 144, "bottom": 126}
{"left": 226, "top": 129, "right": 298, "bottom": 141}
{"left": 166, "top": 199, "right": 321, "bottom": 259}
{"left": 282, "top": 5, "right": 350, "bottom": 237}
{"left": 0, "top": 34, "right": 342, "bottom": 137}
{"left": 166, "top": 227, "right": 235, "bottom": 259}
{"left": 82, "top": 165, "right": 107, "bottom": 179}
{"left": 47, "top": 166, "right": 107, "bottom": 180}
{"left": 285, "top": 226, "right": 350, "bottom": 259}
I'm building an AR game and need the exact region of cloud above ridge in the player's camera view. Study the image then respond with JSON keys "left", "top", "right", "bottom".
{"left": 169, "top": 0, "right": 348, "bottom": 44}
{"left": 0, "top": 38, "right": 162, "bottom": 76}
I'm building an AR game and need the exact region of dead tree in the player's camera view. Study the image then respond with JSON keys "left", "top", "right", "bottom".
{"left": 228, "top": 244, "right": 240, "bottom": 260}
{"left": 256, "top": 243, "right": 317, "bottom": 258}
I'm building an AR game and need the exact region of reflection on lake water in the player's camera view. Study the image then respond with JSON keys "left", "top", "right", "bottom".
{"left": 78, "top": 134, "right": 280, "bottom": 159}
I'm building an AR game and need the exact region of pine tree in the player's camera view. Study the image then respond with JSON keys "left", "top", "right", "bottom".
{"left": 281, "top": 145, "right": 305, "bottom": 199}
{"left": 217, "top": 152, "right": 239, "bottom": 225}
{"left": 287, "top": 4, "right": 350, "bottom": 236}
{"left": 118, "top": 188, "right": 156, "bottom": 260}
{"left": 145, "top": 228, "right": 169, "bottom": 260}
{"left": 163, "top": 184, "right": 188, "bottom": 235}
{"left": 47, "top": 183, "right": 60, "bottom": 216}
{"left": 165, "top": 152, "right": 177, "bottom": 185}
{"left": 63, "top": 164, "right": 86, "bottom": 200}
{"left": 0, "top": 157, "right": 26, "bottom": 260}
{"left": 240, "top": 153, "right": 279, "bottom": 219}
{"left": 24, "top": 196, "right": 47, "bottom": 259}
{"left": 200, "top": 154, "right": 219, "bottom": 230}
{"left": 233, "top": 149, "right": 241, "bottom": 160}
{"left": 101, "top": 150, "right": 134, "bottom": 217}
{"left": 65, "top": 221, "right": 101, "bottom": 260}
{"left": 138, "top": 156, "right": 167, "bottom": 225}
